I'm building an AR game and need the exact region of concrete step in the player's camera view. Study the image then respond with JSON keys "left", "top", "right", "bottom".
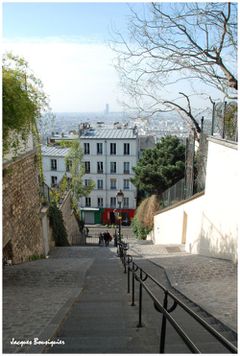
{"left": 45, "top": 250, "right": 236, "bottom": 354}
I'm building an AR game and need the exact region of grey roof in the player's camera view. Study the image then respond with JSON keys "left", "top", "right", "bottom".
{"left": 79, "top": 128, "right": 137, "bottom": 140}
{"left": 41, "top": 145, "right": 70, "bottom": 157}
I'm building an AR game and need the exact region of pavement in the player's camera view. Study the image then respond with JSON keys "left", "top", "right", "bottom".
{"left": 2, "top": 229, "right": 238, "bottom": 353}
{"left": 128, "top": 238, "right": 238, "bottom": 333}
{"left": 3, "top": 248, "right": 94, "bottom": 353}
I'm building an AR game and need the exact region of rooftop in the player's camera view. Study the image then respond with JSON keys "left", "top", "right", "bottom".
{"left": 41, "top": 145, "right": 70, "bottom": 157}
{"left": 50, "top": 134, "right": 79, "bottom": 140}
{"left": 79, "top": 128, "right": 137, "bottom": 140}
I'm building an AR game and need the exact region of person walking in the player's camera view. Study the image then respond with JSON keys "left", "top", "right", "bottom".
{"left": 104, "top": 231, "right": 112, "bottom": 247}
{"left": 99, "top": 233, "right": 104, "bottom": 246}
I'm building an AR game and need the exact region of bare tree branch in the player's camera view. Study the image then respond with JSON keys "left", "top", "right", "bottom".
{"left": 110, "top": 2, "right": 237, "bottom": 135}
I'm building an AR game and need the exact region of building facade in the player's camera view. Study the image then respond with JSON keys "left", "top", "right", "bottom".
{"left": 79, "top": 127, "right": 138, "bottom": 225}
{"left": 41, "top": 145, "right": 70, "bottom": 187}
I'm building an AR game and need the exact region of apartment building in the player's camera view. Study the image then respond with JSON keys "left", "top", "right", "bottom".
{"left": 41, "top": 145, "right": 71, "bottom": 187}
{"left": 79, "top": 126, "right": 138, "bottom": 225}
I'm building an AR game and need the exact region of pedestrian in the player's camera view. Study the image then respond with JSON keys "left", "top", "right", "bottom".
{"left": 99, "top": 233, "right": 104, "bottom": 246}
{"left": 104, "top": 231, "right": 112, "bottom": 247}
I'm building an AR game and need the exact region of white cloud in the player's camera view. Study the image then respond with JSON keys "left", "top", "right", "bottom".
{"left": 3, "top": 37, "right": 123, "bottom": 112}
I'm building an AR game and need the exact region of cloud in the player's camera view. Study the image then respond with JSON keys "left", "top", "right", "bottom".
{"left": 3, "top": 37, "right": 123, "bottom": 112}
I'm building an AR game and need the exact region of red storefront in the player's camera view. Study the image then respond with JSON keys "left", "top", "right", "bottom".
{"left": 102, "top": 208, "right": 135, "bottom": 226}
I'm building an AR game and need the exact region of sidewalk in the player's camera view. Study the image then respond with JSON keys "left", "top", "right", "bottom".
{"left": 45, "top": 245, "right": 235, "bottom": 354}
{"left": 128, "top": 238, "right": 238, "bottom": 333}
{"left": 3, "top": 248, "right": 94, "bottom": 353}
{"left": 3, "top": 238, "right": 237, "bottom": 353}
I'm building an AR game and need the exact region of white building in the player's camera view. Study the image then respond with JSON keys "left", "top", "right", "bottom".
{"left": 79, "top": 127, "right": 138, "bottom": 225}
{"left": 41, "top": 145, "right": 70, "bottom": 187}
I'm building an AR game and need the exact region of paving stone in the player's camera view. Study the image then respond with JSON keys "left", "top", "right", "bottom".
{"left": 3, "top": 234, "right": 237, "bottom": 354}
{"left": 128, "top": 239, "right": 237, "bottom": 332}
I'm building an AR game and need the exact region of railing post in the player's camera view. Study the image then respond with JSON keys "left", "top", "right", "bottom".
{"left": 137, "top": 269, "right": 143, "bottom": 328}
{"left": 131, "top": 264, "right": 135, "bottom": 306}
{"left": 127, "top": 257, "right": 130, "bottom": 293}
{"left": 160, "top": 291, "right": 168, "bottom": 353}
{"left": 123, "top": 253, "right": 127, "bottom": 274}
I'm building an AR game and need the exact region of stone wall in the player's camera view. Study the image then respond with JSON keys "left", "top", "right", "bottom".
{"left": 60, "top": 191, "right": 84, "bottom": 245}
{"left": 3, "top": 150, "right": 44, "bottom": 264}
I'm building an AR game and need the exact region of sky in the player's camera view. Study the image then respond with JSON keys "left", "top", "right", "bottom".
{"left": 3, "top": 2, "right": 142, "bottom": 112}
{"left": 2, "top": 1, "right": 231, "bottom": 114}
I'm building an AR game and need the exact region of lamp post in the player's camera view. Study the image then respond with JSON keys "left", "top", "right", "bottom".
{"left": 116, "top": 189, "right": 124, "bottom": 242}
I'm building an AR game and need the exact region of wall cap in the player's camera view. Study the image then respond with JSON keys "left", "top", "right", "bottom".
{"left": 40, "top": 207, "right": 49, "bottom": 215}
{"left": 207, "top": 136, "right": 238, "bottom": 150}
{"left": 155, "top": 191, "right": 205, "bottom": 216}
{"left": 3, "top": 148, "right": 37, "bottom": 168}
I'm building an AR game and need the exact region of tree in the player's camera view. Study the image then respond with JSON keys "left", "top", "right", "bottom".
{"left": 111, "top": 2, "right": 237, "bottom": 137}
{"left": 65, "top": 141, "right": 95, "bottom": 209}
{"left": 2, "top": 52, "right": 50, "bottom": 155}
{"left": 132, "top": 136, "right": 185, "bottom": 196}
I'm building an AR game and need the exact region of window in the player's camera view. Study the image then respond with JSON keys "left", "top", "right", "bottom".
{"left": 110, "top": 197, "right": 116, "bottom": 208}
{"left": 66, "top": 159, "right": 72, "bottom": 172}
{"left": 124, "top": 179, "right": 130, "bottom": 190}
{"left": 124, "top": 143, "right": 130, "bottom": 155}
{"left": 51, "top": 176, "right": 57, "bottom": 187}
{"left": 110, "top": 143, "right": 116, "bottom": 155}
{"left": 110, "top": 178, "right": 117, "bottom": 190}
{"left": 85, "top": 161, "right": 90, "bottom": 173}
{"left": 51, "top": 159, "right": 57, "bottom": 171}
{"left": 123, "top": 197, "right": 129, "bottom": 208}
{"left": 97, "top": 197, "right": 103, "bottom": 208}
{"left": 97, "top": 143, "right": 103, "bottom": 154}
{"left": 110, "top": 162, "right": 116, "bottom": 174}
{"left": 85, "top": 197, "right": 91, "bottom": 207}
{"left": 97, "top": 179, "right": 103, "bottom": 190}
{"left": 123, "top": 162, "right": 130, "bottom": 174}
{"left": 84, "top": 143, "right": 90, "bottom": 154}
{"left": 97, "top": 161, "right": 103, "bottom": 173}
{"left": 85, "top": 179, "right": 90, "bottom": 186}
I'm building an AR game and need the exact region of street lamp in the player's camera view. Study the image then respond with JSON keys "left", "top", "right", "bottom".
{"left": 116, "top": 189, "right": 124, "bottom": 242}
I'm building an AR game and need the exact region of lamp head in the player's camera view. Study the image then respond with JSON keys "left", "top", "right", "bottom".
{"left": 116, "top": 189, "right": 124, "bottom": 204}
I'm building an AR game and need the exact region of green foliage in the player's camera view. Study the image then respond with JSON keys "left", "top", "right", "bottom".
{"left": 132, "top": 136, "right": 185, "bottom": 196}
{"left": 59, "top": 175, "right": 68, "bottom": 194}
{"left": 65, "top": 141, "right": 95, "bottom": 207}
{"left": 131, "top": 215, "right": 151, "bottom": 240}
{"left": 131, "top": 195, "right": 160, "bottom": 240}
{"left": 57, "top": 140, "right": 77, "bottom": 148}
{"left": 29, "top": 254, "right": 45, "bottom": 261}
{"left": 49, "top": 189, "right": 61, "bottom": 205}
{"left": 48, "top": 202, "right": 69, "bottom": 246}
{"left": 2, "top": 52, "right": 50, "bottom": 155}
{"left": 73, "top": 209, "right": 85, "bottom": 232}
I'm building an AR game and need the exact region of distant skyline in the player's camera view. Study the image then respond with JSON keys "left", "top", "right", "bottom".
{"left": 3, "top": 2, "right": 143, "bottom": 112}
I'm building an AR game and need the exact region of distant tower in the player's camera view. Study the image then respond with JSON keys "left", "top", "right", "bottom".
{"left": 105, "top": 104, "right": 109, "bottom": 115}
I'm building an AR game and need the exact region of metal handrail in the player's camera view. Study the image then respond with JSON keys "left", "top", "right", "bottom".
{"left": 118, "top": 247, "right": 237, "bottom": 354}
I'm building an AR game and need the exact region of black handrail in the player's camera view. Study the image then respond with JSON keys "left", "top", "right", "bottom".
{"left": 118, "top": 246, "right": 237, "bottom": 354}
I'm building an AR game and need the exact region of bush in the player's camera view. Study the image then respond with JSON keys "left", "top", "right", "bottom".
{"left": 131, "top": 215, "right": 151, "bottom": 240}
{"left": 131, "top": 195, "right": 160, "bottom": 240}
